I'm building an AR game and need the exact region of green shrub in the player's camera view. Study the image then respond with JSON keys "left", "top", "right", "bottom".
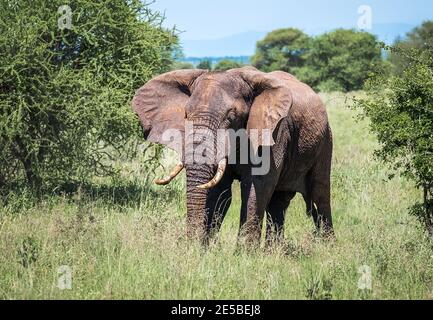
{"left": 197, "top": 60, "right": 212, "bottom": 70}
{"left": 214, "top": 59, "right": 243, "bottom": 71}
{"left": 297, "top": 29, "right": 384, "bottom": 92}
{"left": 172, "top": 62, "right": 195, "bottom": 70}
{"left": 316, "top": 79, "right": 345, "bottom": 93}
{"left": 251, "top": 28, "right": 310, "bottom": 73}
{"left": 0, "top": 0, "right": 178, "bottom": 190}
{"left": 355, "top": 44, "right": 433, "bottom": 235}
{"left": 252, "top": 28, "right": 384, "bottom": 92}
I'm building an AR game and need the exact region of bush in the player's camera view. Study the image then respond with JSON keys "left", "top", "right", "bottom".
{"left": 297, "top": 29, "right": 384, "bottom": 92}
{"left": 172, "top": 62, "right": 195, "bottom": 70}
{"left": 196, "top": 60, "right": 212, "bottom": 70}
{"left": 251, "top": 28, "right": 310, "bottom": 73}
{"left": 316, "top": 79, "right": 345, "bottom": 93}
{"left": 214, "top": 60, "right": 243, "bottom": 71}
{"left": 354, "top": 44, "right": 433, "bottom": 235}
{"left": 0, "top": 0, "right": 178, "bottom": 190}
{"left": 252, "top": 28, "right": 384, "bottom": 92}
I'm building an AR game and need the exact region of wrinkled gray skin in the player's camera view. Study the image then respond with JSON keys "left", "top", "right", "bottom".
{"left": 132, "top": 67, "right": 333, "bottom": 246}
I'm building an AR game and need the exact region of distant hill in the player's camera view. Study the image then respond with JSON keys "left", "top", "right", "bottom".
{"left": 180, "top": 23, "right": 416, "bottom": 58}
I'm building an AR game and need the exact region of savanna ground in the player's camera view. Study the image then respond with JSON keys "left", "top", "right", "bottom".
{"left": 1, "top": 92, "right": 432, "bottom": 300}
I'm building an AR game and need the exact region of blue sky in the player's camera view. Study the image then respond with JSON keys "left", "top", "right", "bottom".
{"left": 152, "top": 0, "right": 432, "bottom": 39}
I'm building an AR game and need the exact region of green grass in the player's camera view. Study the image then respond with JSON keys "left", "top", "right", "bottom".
{"left": 1, "top": 92, "right": 433, "bottom": 300}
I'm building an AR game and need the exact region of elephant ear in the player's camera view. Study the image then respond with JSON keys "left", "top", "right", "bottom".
{"left": 232, "top": 67, "right": 293, "bottom": 151}
{"left": 132, "top": 69, "right": 207, "bottom": 156}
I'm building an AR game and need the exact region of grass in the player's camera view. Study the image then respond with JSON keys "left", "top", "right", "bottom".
{"left": 1, "top": 92, "right": 433, "bottom": 300}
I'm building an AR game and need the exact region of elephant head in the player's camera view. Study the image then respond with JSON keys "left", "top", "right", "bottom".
{"left": 132, "top": 66, "right": 293, "bottom": 239}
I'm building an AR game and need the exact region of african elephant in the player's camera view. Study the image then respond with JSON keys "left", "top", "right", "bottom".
{"left": 132, "top": 66, "right": 333, "bottom": 245}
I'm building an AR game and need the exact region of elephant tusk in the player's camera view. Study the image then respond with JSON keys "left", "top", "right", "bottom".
{"left": 197, "top": 158, "right": 227, "bottom": 190}
{"left": 154, "top": 162, "right": 184, "bottom": 186}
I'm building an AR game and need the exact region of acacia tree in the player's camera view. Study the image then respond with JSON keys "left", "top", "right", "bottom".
{"left": 252, "top": 28, "right": 383, "bottom": 92}
{"left": 296, "top": 29, "right": 383, "bottom": 92}
{"left": 355, "top": 45, "right": 433, "bottom": 235}
{"left": 251, "top": 28, "right": 310, "bottom": 73}
{"left": 0, "top": 0, "right": 178, "bottom": 190}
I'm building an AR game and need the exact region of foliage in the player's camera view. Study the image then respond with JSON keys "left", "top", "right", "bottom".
{"left": 18, "top": 236, "right": 40, "bottom": 268}
{"left": 252, "top": 28, "right": 384, "bottom": 92}
{"left": 388, "top": 21, "right": 433, "bottom": 74}
{"left": 172, "top": 61, "right": 195, "bottom": 70}
{"left": 355, "top": 44, "right": 433, "bottom": 235}
{"left": 251, "top": 28, "right": 310, "bottom": 73}
{"left": 296, "top": 29, "right": 384, "bottom": 92}
{"left": 0, "top": 0, "right": 178, "bottom": 190}
{"left": 214, "top": 59, "right": 243, "bottom": 71}
{"left": 196, "top": 59, "right": 212, "bottom": 70}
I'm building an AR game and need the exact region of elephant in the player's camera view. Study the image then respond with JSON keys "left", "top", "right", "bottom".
{"left": 132, "top": 66, "right": 333, "bottom": 245}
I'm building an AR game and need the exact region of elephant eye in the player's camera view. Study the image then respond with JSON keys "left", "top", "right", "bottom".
{"left": 226, "top": 110, "right": 236, "bottom": 122}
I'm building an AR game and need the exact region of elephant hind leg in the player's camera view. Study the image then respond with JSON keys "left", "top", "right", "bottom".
{"left": 265, "top": 191, "right": 296, "bottom": 245}
{"left": 302, "top": 190, "right": 318, "bottom": 224}
{"left": 307, "top": 171, "right": 333, "bottom": 237}
{"left": 305, "top": 153, "right": 333, "bottom": 236}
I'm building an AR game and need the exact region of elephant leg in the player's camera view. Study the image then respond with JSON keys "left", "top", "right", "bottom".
{"left": 238, "top": 177, "right": 275, "bottom": 247}
{"left": 265, "top": 191, "right": 296, "bottom": 245}
{"left": 311, "top": 181, "right": 333, "bottom": 236}
{"left": 308, "top": 161, "right": 333, "bottom": 237}
{"left": 206, "top": 172, "right": 234, "bottom": 240}
{"left": 303, "top": 188, "right": 319, "bottom": 230}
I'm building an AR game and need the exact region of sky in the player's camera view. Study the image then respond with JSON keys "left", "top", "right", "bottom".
{"left": 151, "top": 0, "right": 433, "bottom": 40}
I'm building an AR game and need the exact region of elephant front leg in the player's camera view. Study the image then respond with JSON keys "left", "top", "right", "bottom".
{"left": 206, "top": 173, "right": 234, "bottom": 240}
{"left": 238, "top": 178, "right": 273, "bottom": 247}
{"left": 265, "top": 191, "right": 296, "bottom": 246}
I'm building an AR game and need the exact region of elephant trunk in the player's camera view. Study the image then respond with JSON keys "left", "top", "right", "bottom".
{"left": 185, "top": 165, "right": 214, "bottom": 240}
{"left": 184, "top": 120, "right": 226, "bottom": 240}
